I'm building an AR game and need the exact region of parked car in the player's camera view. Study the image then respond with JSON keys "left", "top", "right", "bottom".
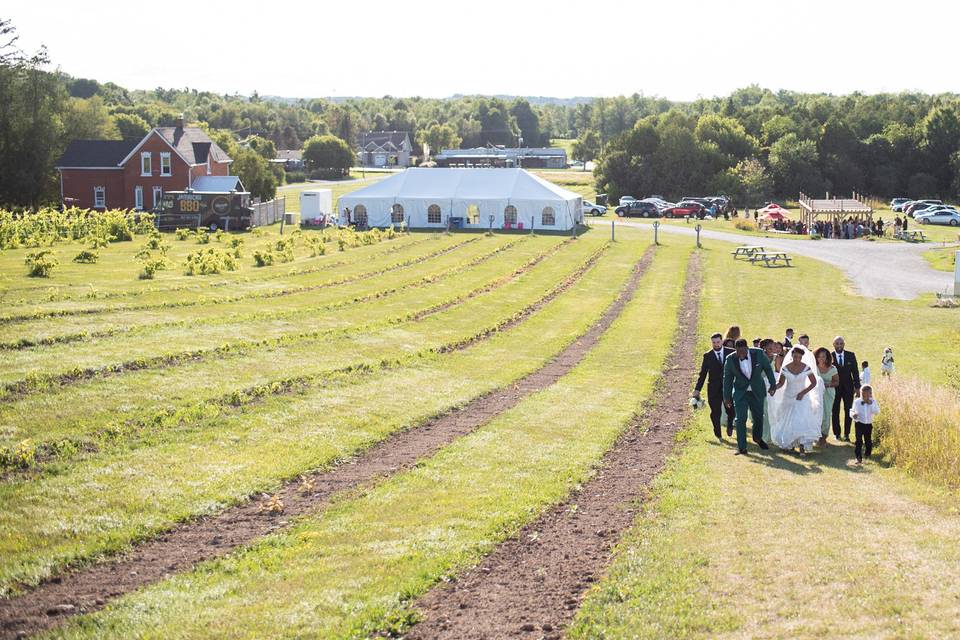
{"left": 618, "top": 195, "right": 637, "bottom": 206}
{"left": 615, "top": 201, "right": 660, "bottom": 218}
{"left": 583, "top": 200, "right": 607, "bottom": 216}
{"left": 890, "top": 197, "right": 910, "bottom": 212}
{"left": 662, "top": 201, "right": 705, "bottom": 219}
{"left": 905, "top": 199, "right": 943, "bottom": 217}
{"left": 916, "top": 209, "right": 960, "bottom": 226}
{"left": 911, "top": 203, "right": 953, "bottom": 218}
{"left": 640, "top": 197, "right": 672, "bottom": 212}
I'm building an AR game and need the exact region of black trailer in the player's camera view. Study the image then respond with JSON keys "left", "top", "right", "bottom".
{"left": 155, "top": 189, "right": 253, "bottom": 231}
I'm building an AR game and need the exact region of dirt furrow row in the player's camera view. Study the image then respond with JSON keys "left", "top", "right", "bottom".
{"left": 0, "top": 244, "right": 653, "bottom": 640}
{"left": 402, "top": 251, "right": 702, "bottom": 640}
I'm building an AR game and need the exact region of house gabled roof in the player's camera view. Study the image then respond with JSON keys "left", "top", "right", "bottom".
{"left": 56, "top": 140, "right": 135, "bottom": 168}
{"left": 275, "top": 149, "right": 302, "bottom": 161}
{"left": 155, "top": 127, "right": 232, "bottom": 164}
{"left": 358, "top": 131, "right": 410, "bottom": 150}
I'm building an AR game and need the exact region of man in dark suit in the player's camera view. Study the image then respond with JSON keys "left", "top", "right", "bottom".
{"left": 784, "top": 328, "right": 794, "bottom": 348}
{"left": 831, "top": 335, "right": 861, "bottom": 441}
{"left": 693, "top": 332, "right": 735, "bottom": 439}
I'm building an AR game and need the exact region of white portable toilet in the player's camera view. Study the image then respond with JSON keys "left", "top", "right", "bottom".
{"left": 299, "top": 189, "right": 333, "bottom": 224}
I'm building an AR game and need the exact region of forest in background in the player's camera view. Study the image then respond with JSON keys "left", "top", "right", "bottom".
{"left": 2, "top": 17, "right": 960, "bottom": 207}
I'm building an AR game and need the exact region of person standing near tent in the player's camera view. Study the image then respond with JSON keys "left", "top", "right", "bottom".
{"left": 343, "top": 207, "right": 351, "bottom": 227}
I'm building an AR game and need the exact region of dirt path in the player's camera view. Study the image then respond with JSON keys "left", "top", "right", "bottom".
{"left": 403, "top": 251, "right": 702, "bottom": 640}
{"left": 0, "top": 246, "right": 656, "bottom": 640}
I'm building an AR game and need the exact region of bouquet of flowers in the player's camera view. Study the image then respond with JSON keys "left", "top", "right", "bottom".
{"left": 689, "top": 396, "right": 705, "bottom": 410}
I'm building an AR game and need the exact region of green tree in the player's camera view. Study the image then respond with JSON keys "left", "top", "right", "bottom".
{"left": 113, "top": 113, "right": 150, "bottom": 140}
{"left": 232, "top": 148, "right": 277, "bottom": 201}
{"left": 694, "top": 114, "right": 757, "bottom": 163}
{"left": 571, "top": 130, "right": 601, "bottom": 165}
{"left": 416, "top": 123, "right": 461, "bottom": 158}
{"left": 509, "top": 99, "right": 546, "bottom": 146}
{"left": 246, "top": 135, "right": 277, "bottom": 160}
{"left": 768, "top": 133, "right": 825, "bottom": 197}
{"left": 0, "top": 21, "right": 66, "bottom": 206}
{"left": 62, "top": 95, "right": 119, "bottom": 140}
{"left": 302, "top": 134, "right": 354, "bottom": 176}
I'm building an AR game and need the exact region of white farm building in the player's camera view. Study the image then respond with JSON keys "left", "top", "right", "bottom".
{"left": 338, "top": 168, "right": 583, "bottom": 231}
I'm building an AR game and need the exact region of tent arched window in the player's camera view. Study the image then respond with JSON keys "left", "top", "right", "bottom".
{"left": 541, "top": 206, "right": 556, "bottom": 226}
{"left": 504, "top": 205, "right": 518, "bottom": 225}
{"left": 427, "top": 204, "right": 442, "bottom": 224}
{"left": 391, "top": 204, "right": 404, "bottom": 224}
{"left": 354, "top": 204, "right": 368, "bottom": 227}
{"left": 467, "top": 204, "right": 480, "bottom": 224}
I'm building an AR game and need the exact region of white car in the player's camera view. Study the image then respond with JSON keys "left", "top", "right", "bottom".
{"left": 583, "top": 201, "right": 607, "bottom": 216}
{"left": 915, "top": 209, "right": 960, "bottom": 226}
{"left": 618, "top": 195, "right": 637, "bottom": 206}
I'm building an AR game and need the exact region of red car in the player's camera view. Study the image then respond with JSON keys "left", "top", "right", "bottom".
{"left": 662, "top": 201, "right": 705, "bottom": 219}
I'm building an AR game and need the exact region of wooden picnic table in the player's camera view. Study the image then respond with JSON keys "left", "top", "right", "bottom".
{"left": 731, "top": 245, "right": 765, "bottom": 259}
{"left": 748, "top": 251, "right": 793, "bottom": 268}
{"left": 896, "top": 230, "right": 926, "bottom": 242}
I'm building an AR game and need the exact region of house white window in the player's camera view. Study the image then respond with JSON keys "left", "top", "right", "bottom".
{"left": 134, "top": 186, "right": 144, "bottom": 210}
{"left": 427, "top": 204, "right": 441, "bottom": 224}
{"left": 353, "top": 204, "right": 368, "bottom": 227}
{"left": 391, "top": 204, "right": 404, "bottom": 224}
{"left": 542, "top": 206, "right": 556, "bottom": 226}
{"left": 94, "top": 186, "right": 106, "bottom": 208}
{"left": 140, "top": 152, "right": 152, "bottom": 176}
{"left": 152, "top": 186, "right": 163, "bottom": 209}
{"left": 467, "top": 204, "right": 480, "bottom": 225}
{"left": 504, "top": 205, "right": 518, "bottom": 225}
{"left": 160, "top": 152, "right": 172, "bottom": 176}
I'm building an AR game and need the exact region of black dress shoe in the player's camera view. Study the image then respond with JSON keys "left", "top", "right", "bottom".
{"left": 756, "top": 441, "right": 770, "bottom": 450}
{"left": 727, "top": 428, "right": 734, "bottom": 437}
{"left": 735, "top": 449, "right": 747, "bottom": 455}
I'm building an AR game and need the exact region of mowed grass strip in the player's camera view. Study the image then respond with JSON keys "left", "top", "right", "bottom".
{"left": 0, "top": 235, "right": 530, "bottom": 383}
{"left": 0, "top": 231, "right": 628, "bottom": 593}
{"left": 0, "top": 234, "right": 590, "bottom": 452}
{"left": 44, "top": 241, "right": 693, "bottom": 639}
{"left": 567, "top": 240, "right": 960, "bottom": 639}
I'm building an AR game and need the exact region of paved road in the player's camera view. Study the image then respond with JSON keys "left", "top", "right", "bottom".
{"left": 594, "top": 219, "right": 955, "bottom": 300}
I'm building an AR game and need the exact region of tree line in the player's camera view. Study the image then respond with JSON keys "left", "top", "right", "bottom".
{"left": 2, "top": 17, "right": 959, "bottom": 208}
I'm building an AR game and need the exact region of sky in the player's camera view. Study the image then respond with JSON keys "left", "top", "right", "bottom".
{"left": 6, "top": 0, "right": 958, "bottom": 101}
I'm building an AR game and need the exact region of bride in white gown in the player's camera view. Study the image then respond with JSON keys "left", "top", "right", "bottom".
{"left": 768, "top": 345, "right": 823, "bottom": 454}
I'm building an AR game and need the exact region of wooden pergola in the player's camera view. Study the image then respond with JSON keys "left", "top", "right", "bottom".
{"left": 798, "top": 192, "right": 873, "bottom": 229}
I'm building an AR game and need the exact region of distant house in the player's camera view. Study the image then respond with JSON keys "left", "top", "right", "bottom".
{"left": 56, "top": 117, "right": 233, "bottom": 211}
{"left": 435, "top": 146, "right": 567, "bottom": 169}
{"left": 274, "top": 149, "right": 304, "bottom": 171}
{"left": 357, "top": 131, "right": 413, "bottom": 167}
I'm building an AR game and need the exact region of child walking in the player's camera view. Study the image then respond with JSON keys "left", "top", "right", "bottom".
{"left": 850, "top": 385, "right": 880, "bottom": 465}
{"left": 881, "top": 347, "right": 894, "bottom": 376}
{"left": 861, "top": 361, "right": 871, "bottom": 385}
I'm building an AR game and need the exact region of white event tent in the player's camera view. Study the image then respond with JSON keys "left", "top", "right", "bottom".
{"left": 338, "top": 168, "right": 583, "bottom": 231}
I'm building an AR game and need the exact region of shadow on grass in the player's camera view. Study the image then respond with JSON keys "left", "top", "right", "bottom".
{"left": 705, "top": 436, "right": 885, "bottom": 476}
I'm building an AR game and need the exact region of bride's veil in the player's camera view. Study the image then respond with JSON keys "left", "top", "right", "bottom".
{"left": 767, "top": 344, "right": 825, "bottom": 430}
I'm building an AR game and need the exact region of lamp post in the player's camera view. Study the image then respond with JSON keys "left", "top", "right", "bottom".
{"left": 695, "top": 223, "right": 702, "bottom": 248}
{"left": 653, "top": 220, "right": 660, "bottom": 245}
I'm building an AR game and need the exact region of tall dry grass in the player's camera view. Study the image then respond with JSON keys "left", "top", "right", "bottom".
{"left": 873, "top": 378, "right": 960, "bottom": 489}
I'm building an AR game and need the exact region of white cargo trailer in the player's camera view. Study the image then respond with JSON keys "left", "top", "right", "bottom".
{"left": 299, "top": 189, "right": 333, "bottom": 225}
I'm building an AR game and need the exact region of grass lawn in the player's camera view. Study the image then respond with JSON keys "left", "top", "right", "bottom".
{"left": 923, "top": 245, "right": 960, "bottom": 272}
{"left": 46, "top": 236, "right": 693, "bottom": 639}
{"left": 569, "top": 239, "right": 960, "bottom": 639}
{"left": 0, "top": 230, "right": 636, "bottom": 595}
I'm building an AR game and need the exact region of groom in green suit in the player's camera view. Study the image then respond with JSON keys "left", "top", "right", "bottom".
{"left": 723, "top": 338, "right": 778, "bottom": 454}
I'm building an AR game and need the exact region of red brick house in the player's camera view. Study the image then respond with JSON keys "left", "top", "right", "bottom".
{"left": 56, "top": 118, "right": 233, "bottom": 211}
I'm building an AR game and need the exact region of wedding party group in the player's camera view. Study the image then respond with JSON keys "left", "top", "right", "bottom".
{"left": 692, "top": 327, "right": 893, "bottom": 464}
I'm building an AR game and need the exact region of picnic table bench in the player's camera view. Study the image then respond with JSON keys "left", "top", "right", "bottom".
{"left": 896, "top": 230, "right": 926, "bottom": 242}
{"left": 748, "top": 251, "right": 793, "bottom": 267}
{"left": 731, "top": 245, "right": 765, "bottom": 259}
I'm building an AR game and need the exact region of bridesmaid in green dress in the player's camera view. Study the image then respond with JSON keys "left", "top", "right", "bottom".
{"left": 815, "top": 347, "right": 839, "bottom": 445}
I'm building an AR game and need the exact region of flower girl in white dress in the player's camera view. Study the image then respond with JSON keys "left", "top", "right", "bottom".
{"left": 768, "top": 346, "right": 824, "bottom": 455}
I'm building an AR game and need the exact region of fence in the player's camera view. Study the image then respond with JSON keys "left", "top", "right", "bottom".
{"left": 250, "top": 197, "right": 286, "bottom": 227}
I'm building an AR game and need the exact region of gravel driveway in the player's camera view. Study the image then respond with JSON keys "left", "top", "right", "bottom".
{"left": 601, "top": 220, "right": 956, "bottom": 300}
